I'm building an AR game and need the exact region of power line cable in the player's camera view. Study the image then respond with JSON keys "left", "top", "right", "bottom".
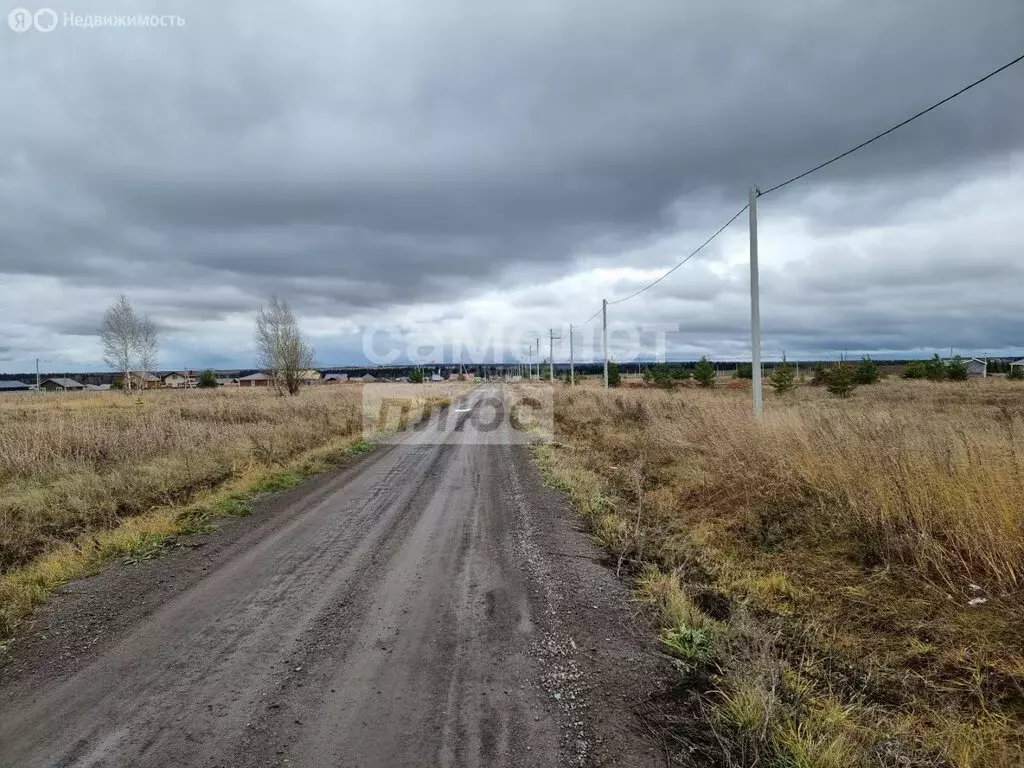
{"left": 607, "top": 203, "right": 749, "bottom": 306}
{"left": 760, "top": 52, "right": 1024, "bottom": 196}
{"left": 572, "top": 305, "right": 604, "bottom": 328}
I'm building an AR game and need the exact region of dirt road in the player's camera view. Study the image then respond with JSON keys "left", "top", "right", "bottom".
{"left": 0, "top": 387, "right": 673, "bottom": 767}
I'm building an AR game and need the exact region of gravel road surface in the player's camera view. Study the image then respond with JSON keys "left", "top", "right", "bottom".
{"left": 0, "top": 386, "right": 675, "bottom": 767}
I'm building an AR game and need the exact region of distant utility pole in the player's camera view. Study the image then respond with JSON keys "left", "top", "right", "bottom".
{"left": 535, "top": 336, "right": 540, "bottom": 380}
{"left": 749, "top": 186, "right": 763, "bottom": 418}
{"left": 548, "top": 328, "right": 561, "bottom": 382}
{"left": 35, "top": 358, "right": 40, "bottom": 391}
{"left": 602, "top": 299, "right": 609, "bottom": 389}
{"left": 549, "top": 329, "right": 554, "bottom": 382}
{"left": 569, "top": 324, "right": 575, "bottom": 386}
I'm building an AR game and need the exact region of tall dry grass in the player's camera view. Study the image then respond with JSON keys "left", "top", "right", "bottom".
{"left": 0, "top": 383, "right": 464, "bottom": 639}
{"left": 0, "top": 387, "right": 367, "bottom": 574}
{"left": 547, "top": 378, "right": 1024, "bottom": 767}
{"left": 555, "top": 379, "right": 1024, "bottom": 591}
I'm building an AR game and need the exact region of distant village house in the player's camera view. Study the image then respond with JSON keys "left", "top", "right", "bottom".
{"left": 118, "top": 372, "right": 161, "bottom": 389}
{"left": 237, "top": 372, "right": 273, "bottom": 387}
{"left": 161, "top": 372, "right": 195, "bottom": 388}
{"left": 944, "top": 357, "right": 988, "bottom": 378}
{"left": 39, "top": 378, "right": 85, "bottom": 391}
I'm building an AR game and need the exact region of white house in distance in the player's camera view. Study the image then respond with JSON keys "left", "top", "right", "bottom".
{"left": 944, "top": 357, "right": 988, "bottom": 377}
{"left": 965, "top": 358, "right": 987, "bottom": 378}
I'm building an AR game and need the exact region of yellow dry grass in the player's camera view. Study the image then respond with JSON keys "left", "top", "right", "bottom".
{"left": 0, "top": 383, "right": 462, "bottom": 639}
{"left": 542, "top": 377, "right": 1024, "bottom": 767}
{"left": 0, "top": 387, "right": 361, "bottom": 571}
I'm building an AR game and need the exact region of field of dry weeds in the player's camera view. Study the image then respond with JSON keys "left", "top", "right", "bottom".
{"left": 0, "top": 384, "right": 458, "bottom": 638}
{"left": 540, "top": 378, "right": 1024, "bottom": 768}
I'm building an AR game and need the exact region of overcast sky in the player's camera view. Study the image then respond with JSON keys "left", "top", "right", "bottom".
{"left": 2, "top": 0, "right": 1022, "bottom": 372}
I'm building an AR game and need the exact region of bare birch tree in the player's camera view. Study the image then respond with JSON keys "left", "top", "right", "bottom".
{"left": 101, "top": 293, "right": 138, "bottom": 391}
{"left": 99, "top": 293, "right": 159, "bottom": 392}
{"left": 136, "top": 314, "right": 159, "bottom": 386}
{"left": 254, "top": 296, "right": 314, "bottom": 395}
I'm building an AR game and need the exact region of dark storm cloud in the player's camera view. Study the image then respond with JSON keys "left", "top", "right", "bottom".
{"left": 0, "top": 0, "right": 1022, "bottom": 368}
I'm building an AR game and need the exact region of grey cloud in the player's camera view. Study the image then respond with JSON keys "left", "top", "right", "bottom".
{"left": 1, "top": 0, "right": 1022, "bottom": 368}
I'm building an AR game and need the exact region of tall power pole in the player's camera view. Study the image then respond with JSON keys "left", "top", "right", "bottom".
{"left": 602, "top": 299, "right": 609, "bottom": 389}
{"left": 749, "top": 186, "right": 763, "bottom": 418}
{"left": 569, "top": 325, "right": 575, "bottom": 386}
{"left": 548, "top": 329, "right": 561, "bottom": 382}
{"left": 549, "top": 330, "right": 554, "bottom": 381}
{"left": 535, "top": 336, "right": 540, "bottom": 380}
{"left": 35, "top": 358, "right": 40, "bottom": 391}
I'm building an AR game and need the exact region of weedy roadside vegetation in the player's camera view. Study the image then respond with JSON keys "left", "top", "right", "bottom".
{"left": 0, "top": 384, "right": 458, "bottom": 640}
{"left": 539, "top": 379, "right": 1024, "bottom": 767}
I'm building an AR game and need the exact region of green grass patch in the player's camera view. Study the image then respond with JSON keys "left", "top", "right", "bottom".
{"left": 661, "top": 625, "right": 715, "bottom": 667}
{"left": 250, "top": 472, "right": 305, "bottom": 495}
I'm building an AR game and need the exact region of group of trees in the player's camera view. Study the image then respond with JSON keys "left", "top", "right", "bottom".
{"left": 615, "top": 357, "right": 791, "bottom": 392}
{"left": 643, "top": 362, "right": 691, "bottom": 389}
{"left": 807, "top": 356, "right": 881, "bottom": 398}
{"left": 902, "top": 354, "right": 969, "bottom": 382}
{"left": 985, "top": 358, "right": 1016, "bottom": 375}
{"left": 101, "top": 294, "right": 315, "bottom": 396}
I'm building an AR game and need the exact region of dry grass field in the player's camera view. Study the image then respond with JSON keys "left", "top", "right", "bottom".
{"left": 539, "top": 378, "right": 1024, "bottom": 768}
{"left": 0, "top": 384, "right": 459, "bottom": 639}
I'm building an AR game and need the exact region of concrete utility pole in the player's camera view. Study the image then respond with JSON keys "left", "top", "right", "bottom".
{"left": 549, "top": 329, "right": 554, "bottom": 382}
{"left": 749, "top": 186, "right": 763, "bottom": 418}
{"left": 548, "top": 328, "right": 562, "bottom": 382}
{"left": 602, "top": 299, "right": 609, "bottom": 389}
{"left": 535, "top": 336, "right": 540, "bottom": 380}
{"left": 35, "top": 358, "right": 40, "bottom": 391}
{"left": 569, "top": 325, "right": 575, "bottom": 386}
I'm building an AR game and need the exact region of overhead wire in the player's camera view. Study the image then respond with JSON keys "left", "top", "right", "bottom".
{"left": 562, "top": 51, "right": 1024, "bottom": 333}
{"left": 606, "top": 203, "right": 749, "bottom": 306}
{"left": 571, "top": 305, "right": 604, "bottom": 328}
{"left": 759, "top": 52, "right": 1024, "bottom": 196}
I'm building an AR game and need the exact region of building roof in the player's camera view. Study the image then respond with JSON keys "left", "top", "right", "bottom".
{"left": 1011, "top": 359, "right": 1024, "bottom": 366}
{"left": 356, "top": 374, "right": 376, "bottom": 382}
{"left": 237, "top": 372, "right": 273, "bottom": 381}
{"left": 162, "top": 371, "right": 192, "bottom": 379}
{"left": 0, "top": 380, "right": 30, "bottom": 390}
{"left": 43, "top": 377, "right": 84, "bottom": 388}
{"left": 324, "top": 373, "right": 348, "bottom": 381}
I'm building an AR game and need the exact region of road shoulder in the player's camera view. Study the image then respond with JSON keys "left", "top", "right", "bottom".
{"left": 505, "top": 442, "right": 680, "bottom": 767}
